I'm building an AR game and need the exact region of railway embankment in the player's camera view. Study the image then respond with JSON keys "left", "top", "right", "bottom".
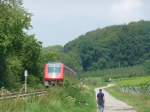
{"left": 0, "top": 79, "right": 96, "bottom": 112}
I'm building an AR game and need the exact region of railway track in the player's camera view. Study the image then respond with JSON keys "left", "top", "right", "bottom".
{"left": 0, "top": 90, "right": 47, "bottom": 100}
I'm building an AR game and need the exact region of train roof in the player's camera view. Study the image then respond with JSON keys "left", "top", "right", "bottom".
{"left": 47, "top": 62, "right": 62, "bottom": 64}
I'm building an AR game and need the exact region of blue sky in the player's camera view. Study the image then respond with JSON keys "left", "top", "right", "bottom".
{"left": 23, "top": 0, "right": 150, "bottom": 47}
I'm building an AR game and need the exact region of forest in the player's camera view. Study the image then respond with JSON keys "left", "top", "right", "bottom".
{"left": 64, "top": 20, "right": 150, "bottom": 71}
{"left": 0, "top": 0, "right": 150, "bottom": 90}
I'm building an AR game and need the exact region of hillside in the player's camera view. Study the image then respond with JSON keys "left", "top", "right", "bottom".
{"left": 64, "top": 20, "right": 150, "bottom": 71}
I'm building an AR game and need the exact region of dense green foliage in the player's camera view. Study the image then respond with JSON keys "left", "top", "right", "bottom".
{"left": 143, "top": 60, "right": 150, "bottom": 74}
{"left": 0, "top": 0, "right": 42, "bottom": 89}
{"left": 64, "top": 21, "right": 150, "bottom": 71}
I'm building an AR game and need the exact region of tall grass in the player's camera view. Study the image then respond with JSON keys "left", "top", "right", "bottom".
{"left": 0, "top": 78, "right": 96, "bottom": 112}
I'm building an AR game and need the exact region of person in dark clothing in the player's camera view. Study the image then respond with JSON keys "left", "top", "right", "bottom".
{"left": 97, "top": 89, "right": 105, "bottom": 112}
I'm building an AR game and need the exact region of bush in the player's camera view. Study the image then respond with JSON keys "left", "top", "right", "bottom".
{"left": 143, "top": 60, "right": 150, "bottom": 74}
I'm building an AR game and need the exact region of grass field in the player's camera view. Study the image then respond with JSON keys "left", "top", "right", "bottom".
{"left": 80, "top": 65, "right": 146, "bottom": 80}
{"left": 0, "top": 79, "right": 96, "bottom": 112}
{"left": 118, "top": 76, "right": 150, "bottom": 94}
{"left": 118, "top": 76, "right": 150, "bottom": 87}
{"left": 107, "top": 87, "right": 150, "bottom": 112}
{"left": 82, "top": 77, "right": 107, "bottom": 88}
{"left": 107, "top": 76, "right": 150, "bottom": 112}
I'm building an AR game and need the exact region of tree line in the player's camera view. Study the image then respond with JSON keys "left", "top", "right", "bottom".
{"left": 44, "top": 20, "right": 150, "bottom": 75}
{"left": 64, "top": 20, "right": 150, "bottom": 71}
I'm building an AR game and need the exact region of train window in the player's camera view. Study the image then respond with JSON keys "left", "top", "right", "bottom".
{"left": 48, "top": 67, "right": 61, "bottom": 75}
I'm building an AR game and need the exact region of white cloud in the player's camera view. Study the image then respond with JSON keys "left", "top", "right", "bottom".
{"left": 23, "top": 0, "right": 149, "bottom": 46}
{"left": 117, "top": 0, "right": 142, "bottom": 12}
{"left": 110, "top": 0, "right": 143, "bottom": 22}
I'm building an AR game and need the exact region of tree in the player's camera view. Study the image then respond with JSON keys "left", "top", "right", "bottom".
{"left": 0, "top": 0, "right": 42, "bottom": 89}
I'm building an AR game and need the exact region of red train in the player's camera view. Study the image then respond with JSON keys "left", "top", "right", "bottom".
{"left": 44, "top": 62, "right": 76, "bottom": 86}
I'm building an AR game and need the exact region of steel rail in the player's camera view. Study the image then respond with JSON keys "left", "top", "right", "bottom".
{"left": 0, "top": 90, "right": 47, "bottom": 100}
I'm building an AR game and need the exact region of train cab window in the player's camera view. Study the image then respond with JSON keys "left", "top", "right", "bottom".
{"left": 48, "top": 67, "right": 61, "bottom": 75}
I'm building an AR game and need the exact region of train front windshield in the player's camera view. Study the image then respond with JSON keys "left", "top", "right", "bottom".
{"left": 48, "top": 64, "right": 61, "bottom": 75}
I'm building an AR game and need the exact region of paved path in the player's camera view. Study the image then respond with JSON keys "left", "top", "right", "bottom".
{"left": 95, "top": 84, "right": 136, "bottom": 112}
